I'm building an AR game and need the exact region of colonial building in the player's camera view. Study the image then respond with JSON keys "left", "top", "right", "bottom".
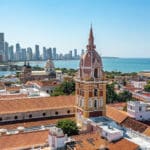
{"left": 20, "top": 59, "right": 56, "bottom": 83}
{"left": 75, "top": 26, "right": 107, "bottom": 126}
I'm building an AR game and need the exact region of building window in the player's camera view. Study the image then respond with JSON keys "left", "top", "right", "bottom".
{"left": 130, "top": 106, "right": 132, "bottom": 110}
{"left": 94, "top": 68, "right": 98, "bottom": 78}
{"left": 88, "top": 99, "right": 92, "bottom": 107}
{"left": 94, "top": 89, "right": 98, "bottom": 96}
{"left": 55, "top": 112, "right": 58, "bottom": 115}
{"left": 94, "top": 100, "right": 97, "bottom": 108}
{"left": 100, "top": 99, "right": 103, "bottom": 107}
{"left": 29, "top": 114, "right": 32, "bottom": 118}
{"left": 67, "top": 110, "right": 70, "bottom": 114}
{"left": 43, "top": 113, "right": 46, "bottom": 116}
{"left": 139, "top": 106, "right": 142, "bottom": 111}
{"left": 14, "top": 116, "right": 18, "bottom": 120}
{"left": 0, "top": 117, "right": 2, "bottom": 121}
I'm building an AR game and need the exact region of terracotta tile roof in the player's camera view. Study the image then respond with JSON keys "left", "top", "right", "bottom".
{"left": 121, "top": 117, "right": 148, "bottom": 133}
{"left": 26, "top": 80, "right": 60, "bottom": 87}
{"left": 143, "top": 127, "right": 150, "bottom": 136}
{"left": 0, "top": 94, "right": 27, "bottom": 100}
{"left": 0, "top": 130, "right": 49, "bottom": 150}
{"left": 71, "top": 132, "right": 138, "bottom": 150}
{"left": 0, "top": 95, "right": 75, "bottom": 115}
{"left": 6, "top": 86, "right": 21, "bottom": 91}
{"left": 109, "top": 138, "right": 139, "bottom": 150}
{"left": 0, "top": 131, "right": 139, "bottom": 150}
{"left": 0, "top": 117, "right": 75, "bottom": 130}
{"left": 106, "top": 106, "right": 128, "bottom": 123}
{"left": 108, "top": 102, "right": 127, "bottom": 110}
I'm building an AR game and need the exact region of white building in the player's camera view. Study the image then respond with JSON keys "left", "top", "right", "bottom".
{"left": 48, "top": 127, "right": 67, "bottom": 150}
{"left": 131, "top": 81, "right": 147, "bottom": 89}
{"left": 127, "top": 101, "right": 150, "bottom": 121}
{"left": 101, "top": 125, "right": 123, "bottom": 142}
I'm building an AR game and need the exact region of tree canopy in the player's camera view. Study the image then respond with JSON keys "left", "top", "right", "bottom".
{"left": 56, "top": 119, "right": 79, "bottom": 136}
{"left": 106, "top": 83, "right": 132, "bottom": 103}
{"left": 51, "top": 80, "right": 75, "bottom": 96}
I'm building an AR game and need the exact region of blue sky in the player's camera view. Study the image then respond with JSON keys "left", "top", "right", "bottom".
{"left": 0, "top": 0, "right": 150, "bottom": 57}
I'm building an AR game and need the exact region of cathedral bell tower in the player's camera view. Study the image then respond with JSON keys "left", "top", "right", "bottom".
{"left": 75, "top": 26, "right": 106, "bottom": 126}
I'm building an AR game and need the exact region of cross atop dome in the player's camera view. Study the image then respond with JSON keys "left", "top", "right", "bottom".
{"left": 87, "top": 24, "right": 96, "bottom": 51}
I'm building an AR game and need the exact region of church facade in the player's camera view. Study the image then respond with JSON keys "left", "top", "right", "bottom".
{"left": 20, "top": 59, "right": 56, "bottom": 83}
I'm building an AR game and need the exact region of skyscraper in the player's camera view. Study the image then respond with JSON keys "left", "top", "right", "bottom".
{"left": 74, "top": 49, "right": 77, "bottom": 59}
{"left": 8, "top": 45, "right": 14, "bottom": 61}
{"left": 53, "top": 47, "right": 56, "bottom": 60}
{"left": 81, "top": 49, "right": 85, "bottom": 56}
{"left": 16, "top": 43, "right": 21, "bottom": 61}
{"left": 27, "top": 47, "right": 33, "bottom": 61}
{"left": 43, "top": 47, "right": 47, "bottom": 60}
{"left": 4, "top": 42, "right": 9, "bottom": 62}
{"left": 46, "top": 48, "right": 52, "bottom": 59}
{"left": 21, "top": 48, "right": 26, "bottom": 61}
{"left": 35, "top": 45, "right": 40, "bottom": 60}
{"left": 69, "top": 50, "right": 72, "bottom": 59}
{"left": 0, "top": 33, "right": 4, "bottom": 62}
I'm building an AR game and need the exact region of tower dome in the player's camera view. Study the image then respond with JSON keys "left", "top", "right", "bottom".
{"left": 45, "top": 59, "right": 55, "bottom": 72}
{"left": 45, "top": 59, "right": 56, "bottom": 78}
{"left": 79, "top": 26, "right": 104, "bottom": 81}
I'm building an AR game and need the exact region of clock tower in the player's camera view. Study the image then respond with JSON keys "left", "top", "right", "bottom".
{"left": 75, "top": 26, "right": 106, "bottom": 126}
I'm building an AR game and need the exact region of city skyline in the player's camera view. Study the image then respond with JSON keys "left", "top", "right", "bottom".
{"left": 0, "top": 0, "right": 150, "bottom": 57}
{"left": 0, "top": 33, "right": 82, "bottom": 61}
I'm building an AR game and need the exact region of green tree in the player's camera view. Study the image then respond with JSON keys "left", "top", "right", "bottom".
{"left": 106, "top": 83, "right": 118, "bottom": 103}
{"left": 144, "top": 84, "right": 150, "bottom": 92}
{"left": 51, "top": 81, "right": 75, "bottom": 96}
{"left": 56, "top": 119, "right": 79, "bottom": 136}
{"left": 118, "top": 91, "right": 132, "bottom": 102}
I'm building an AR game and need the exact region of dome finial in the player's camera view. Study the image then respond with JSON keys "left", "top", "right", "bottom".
{"left": 87, "top": 25, "right": 96, "bottom": 51}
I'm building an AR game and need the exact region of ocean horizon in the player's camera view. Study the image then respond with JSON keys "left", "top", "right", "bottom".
{"left": 1, "top": 57, "right": 150, "bottom": 77}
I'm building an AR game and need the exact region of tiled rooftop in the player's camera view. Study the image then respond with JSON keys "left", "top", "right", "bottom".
{"left": 0, "top": 130, "right": 49, "bottom": 150}
{"left": 106, "top": 106, "right": 128, "bottom": 123}
{"left": 70, "top": 132, "right": 138, "bottom": 150}
{"left": 0, "top": 95, "right": 75, "bottom": 115}
{"left": 0, "top": 130, "right": 139, "bottom": 150}
{"left": 0, "top": 94, "right": 28, "bottom": 100}
{"left": 121, "top": 117, "right": 148, "bottom": 133}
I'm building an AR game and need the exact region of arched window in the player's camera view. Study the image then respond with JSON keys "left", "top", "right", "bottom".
{"left": 80, "top": 98, "right": 82, "bottom": 107}
{"left": 55, "top": 112, "right": 58, "bottom": 115}
{"left": 29, "top": 114, "right": 32, "bottom": 118}
{"left": 94, "top": 68, "right": 98, "bottom": 78}
{"left": 67, "top": 110, "right": 70, "bottom": 114}
{"left": 14, "top": 116, "right": 18, "bottom": 120}
{"left": 88, "top": 99, "right": 92, "bottom": 107}
{"left": 94, "top": 89, "right": 98, "bottom": 96}
{"left": 43, "top": 113, "right": 46, "bottom": 116}
{"left": 94, "top": 100, "right": 97, "bottom": 108}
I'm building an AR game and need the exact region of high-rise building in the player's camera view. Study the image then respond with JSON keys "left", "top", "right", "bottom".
{"left": 43, "top": 47, "right": 47, "bottom": 60}
{"left": 53, "top": 47, "right": 57, "bottom": 60}
{"left": 21, "top": 48, "right": 26, "bottom": 61}
{"left": 46, "top": 48, "right": 52, "bottom": 59}
{"left": 69, "top": 50, "right": 72, "bottom": 59}
{"left": 16, "top": 43, "right": 21, "bottom": 61}
{"left": 0, "top": 33, "right": 4, "bottom": 62}
{"left": 4, "top": 42, "right": 9, "bottom": 62}
{"left": 74, "top": 49, "right": 77, "bottom": 59}
{"left": 75, "top": 26, "right": 106, "bottom": 126}
{"left": 27, "top": 47, "right": 33, "bottom": 61}
{"left": 8, "top": 45, "right": 14, "bottom": 61}
{"left": 81, "top": 49, "right": 85, "bottom": 56}
{"left": 35, "top": 45, "right": 40, "bottom": 60}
